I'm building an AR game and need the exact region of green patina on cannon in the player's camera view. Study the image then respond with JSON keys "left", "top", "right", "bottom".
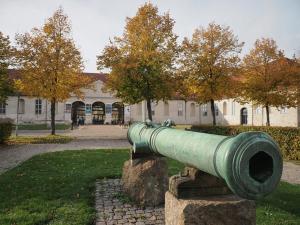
{"left": 127, "top": 120, "right": 283, "bottom": 200}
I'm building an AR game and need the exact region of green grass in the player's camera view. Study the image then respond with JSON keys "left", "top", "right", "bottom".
{"left": 6, "top": 135, "right": 74, "bottom": 145}
{"left": 13, "top": 123, "right": 71, "bottom": 130}
{"left": 0, "top": 149, "right": 299, "bottom": 225}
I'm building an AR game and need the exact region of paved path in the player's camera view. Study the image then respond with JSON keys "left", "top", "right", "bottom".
{"left": 0, "top": 139, "right": 130, "bottom": 175}
{"left": 68, "top": 125, "right": 128, "bottom": 139}
{"left": 95, "top": 179, "right": 164, "bottom": 225}
{"left": 13, "top": 125, "right": 128, "bottom": 139}
{"left": 281, "top": 161, "right": 300, "bottom": 185}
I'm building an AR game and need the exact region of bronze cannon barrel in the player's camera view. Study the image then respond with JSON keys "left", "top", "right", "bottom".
{"left": 127, "top": 121, "right": 283, "bottom": 200}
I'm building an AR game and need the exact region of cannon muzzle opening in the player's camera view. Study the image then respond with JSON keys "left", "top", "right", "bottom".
{"left": 220, "top": 132, "right": 283, "bottom": 200}
{"left": 249, "top": 151, "right": 273, "bottom": 183}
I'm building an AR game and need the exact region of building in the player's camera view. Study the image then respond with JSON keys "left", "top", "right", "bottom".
{"left": 1, "top": 69, "right": 299, "bottom": 127}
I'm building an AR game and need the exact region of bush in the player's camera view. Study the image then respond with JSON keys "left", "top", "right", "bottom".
{"left": 6, "top": 135, "right": 74, "bottom": 145}
{"left": 0, "top": 118, "right": 13, "bottom": 144}
{"left": 190, "top": 125, "right": 300, "bottom": 160}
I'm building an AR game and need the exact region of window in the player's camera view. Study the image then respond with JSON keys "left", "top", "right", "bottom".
{"left": 85, "top": 104, "right": 92, "bottom": 114}
{"left": 151, "top": 102, "right": 156, "bottom": 116}
{"left": 0, "top": 102, "right": 6, "bottom": 114}
{"left": 164, "top": 102, "right": 169, "bottom": 116}
{"left": 254, "top": 106, "right": 262, "bottom": 114}
{"left": 35, "top": 99, "right": 42, "bottom": 114}
{"left": 18, "top": 99, "right": 25, "bottom": 114}
{"left": 202, "top": 104, "right": 207, "bottom": 116}
{"left": 190, "top": 103, "right": 195, "bottom": 117}
{"left": 215, "top": 103, "right": 219, "bottom": 116}
{"left": 280, "top": 107, "right": 288, "bottom": 114}
{"left": 231, "top": 101, "right": 235, "bottom": 115}
{"left": 105, "top": 104, "right": 112, "bottom": 114}
{"left": 223, "top": 102, "right": 227, "bottom": 115}
{"left": 65, "top": 104, "right": 72, "bottom": 113}
{"left": 178, "top": 102, "right": 183, "bottom": 116}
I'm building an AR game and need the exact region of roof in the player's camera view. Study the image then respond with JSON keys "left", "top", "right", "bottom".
{"left": 7, "top": 69, "right": 107, "bottom": 83}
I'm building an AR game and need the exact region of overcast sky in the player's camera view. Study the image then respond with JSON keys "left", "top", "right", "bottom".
{"left": 1, "top": 0, "right": 300, "bottom": 72}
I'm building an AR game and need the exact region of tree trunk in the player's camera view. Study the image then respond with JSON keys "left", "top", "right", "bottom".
{"left": 265, "top": 104, "right": 270, "bottom": 126}
{"left": 146, "top": 98, "right": 152, "bottom": 121}
{"left": 51, "top": 99, "right": 56, "bottom": 135}
{"left": 210, "top": 99, "right": 216, "bottom": 126}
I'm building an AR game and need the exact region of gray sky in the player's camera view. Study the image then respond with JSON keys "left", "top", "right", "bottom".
{"left": 1, "top": 0, "right": 300, "bottom": 72}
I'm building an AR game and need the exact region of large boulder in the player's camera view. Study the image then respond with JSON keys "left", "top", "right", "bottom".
{"left": 122, "top": 156, "right": 168, "bottom": 206}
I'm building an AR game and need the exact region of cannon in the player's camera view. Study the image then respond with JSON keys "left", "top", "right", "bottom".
{"left": 127, "top": 120, "right": 283, "bottom": 200}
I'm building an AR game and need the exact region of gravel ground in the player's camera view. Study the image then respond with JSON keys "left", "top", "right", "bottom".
{"left": 95, "top": 179, "right": 164, "bottom": 225}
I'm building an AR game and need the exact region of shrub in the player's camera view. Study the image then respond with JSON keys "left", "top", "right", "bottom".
{"left": 0, "top": 118, "right": 13, "bottom": 144}
{"left": 190, "top": 125, "right": 300, "bottom": 160}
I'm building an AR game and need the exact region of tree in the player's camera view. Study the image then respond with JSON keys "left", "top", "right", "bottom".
{"left": 0, "top": 32, "right": 14, "bottom": 103}
{"left": 179, "top": 22, "right": 244, "bottom": 125}
{"left": 97, "top": 3, "right": 178, "bottom": 121}
{"left": 240, "top": 38, "right": 296, "bottom": 126}
{"left": 15, "top": 8, "right": 92, "bottom": 135}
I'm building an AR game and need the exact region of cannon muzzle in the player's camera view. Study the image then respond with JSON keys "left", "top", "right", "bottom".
{"left": 127, "top": 121, "right": 283, "bottom": 200}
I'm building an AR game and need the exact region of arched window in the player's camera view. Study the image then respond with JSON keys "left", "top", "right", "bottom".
{"left": 223, "top": 102, "right": 227, "bottom": 115}
{"left": 190, "top": 103, "right": 195, "bottom": 117}
{"left": 18, "top": 99, "right": 25, "bottom": 114}
{"left": 241, "top": 107, "right": 248, "bottom": 125}
{"left": 164, "top": 102, "right": 169, "bottom": 116}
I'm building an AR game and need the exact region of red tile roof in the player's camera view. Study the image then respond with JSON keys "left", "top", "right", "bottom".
{"left": 7, "top": 69, "right": 107, "bottom": 82}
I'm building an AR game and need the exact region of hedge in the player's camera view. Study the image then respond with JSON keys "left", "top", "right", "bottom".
{"left": 0, "top": 118, "right": 13, "bottom": 144}
{"left": 189, "top": 125, "right": 300, "bottom": 160}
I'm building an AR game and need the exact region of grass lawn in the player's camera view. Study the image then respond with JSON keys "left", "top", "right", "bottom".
{"left": 13, "top": 123, "right": 71, "bottom": 130}
{"left": 6, "top": 135, "right": 74, "bottom": 145}
{"left": 0, "top": 149, "right": 299, "bottom": 225}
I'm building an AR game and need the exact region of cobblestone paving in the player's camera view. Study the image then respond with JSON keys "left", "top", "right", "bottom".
{"left": 95, "top": 179, "right": 165, "bottom": 225}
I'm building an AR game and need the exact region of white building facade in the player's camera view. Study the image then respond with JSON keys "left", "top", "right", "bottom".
{"left": 1, "top": 70, "right": 299, "bottom": 127}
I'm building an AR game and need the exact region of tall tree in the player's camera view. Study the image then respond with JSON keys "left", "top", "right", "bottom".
{"left": 15, "top": 8, "right": 92, "bottom": 135}
{"left": 0, "top": 32, "right": 14, "bottom": 103}
{"left": 97, "top": 3, "right": 178, "bottom": 121}
{"left": 240, "top": 38, "right": 296, "bottom": 126}
{"left": 179, "top": 22, "right": 244, "bottom": 125}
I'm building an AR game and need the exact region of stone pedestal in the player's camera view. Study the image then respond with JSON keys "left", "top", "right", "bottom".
{"left": 122, "top": 156, "right": 168, "bottom": 206}
{"left": 165, "top": 191, "right": 256, "bottom": 225}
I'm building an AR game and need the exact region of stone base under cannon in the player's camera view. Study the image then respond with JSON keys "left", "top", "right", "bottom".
{"left": 165, "top": 167, "right": 256, "bottom": 225}
{"left": 165, "top": 191, "right": 256, "bottom": 225}
{"left": 122, "top": 156, "right": 168, "bottom": 206}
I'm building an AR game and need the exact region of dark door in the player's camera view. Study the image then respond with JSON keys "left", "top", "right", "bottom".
{"left": 241, "top": 108, "right": 248, "bottom": 125}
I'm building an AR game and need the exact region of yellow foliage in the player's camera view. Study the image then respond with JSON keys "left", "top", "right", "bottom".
{"left": 15, "top": 7, "right": 93, "bottom": 102}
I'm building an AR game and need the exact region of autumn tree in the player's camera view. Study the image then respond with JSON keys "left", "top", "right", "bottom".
{"left": 97, "top": 3, "right": 178, "bottom": 121}
{"left": 15, "top": 8, "right": 92, "bottom": 135}
{"left": 240, "top": 38, "right": 297, "bottom": 126}
{"left": 179, "top": 22, "right": 244, "bottom": 125}
{"left": 0, "top": 32, "right": 14, "bottom": 103}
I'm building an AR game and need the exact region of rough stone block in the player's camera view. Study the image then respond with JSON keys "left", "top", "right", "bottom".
{"left": 122, "top": 157, "right": 168, "bottom": 206}
{"left": 165, "top": 191, "right": 256, "bottom": 225}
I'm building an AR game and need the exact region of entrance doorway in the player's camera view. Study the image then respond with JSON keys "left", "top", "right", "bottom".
{"left": 241, "top": 107, "right": 248, "bottom": 125}
{"left": 92, "top": 102, "right": 105, "bottom": 124}
{"left": 72, "top": 101, "right": 85, "bottom": 125}
{"left": 112, "top": 102, "right": 124, "bottom": 125}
